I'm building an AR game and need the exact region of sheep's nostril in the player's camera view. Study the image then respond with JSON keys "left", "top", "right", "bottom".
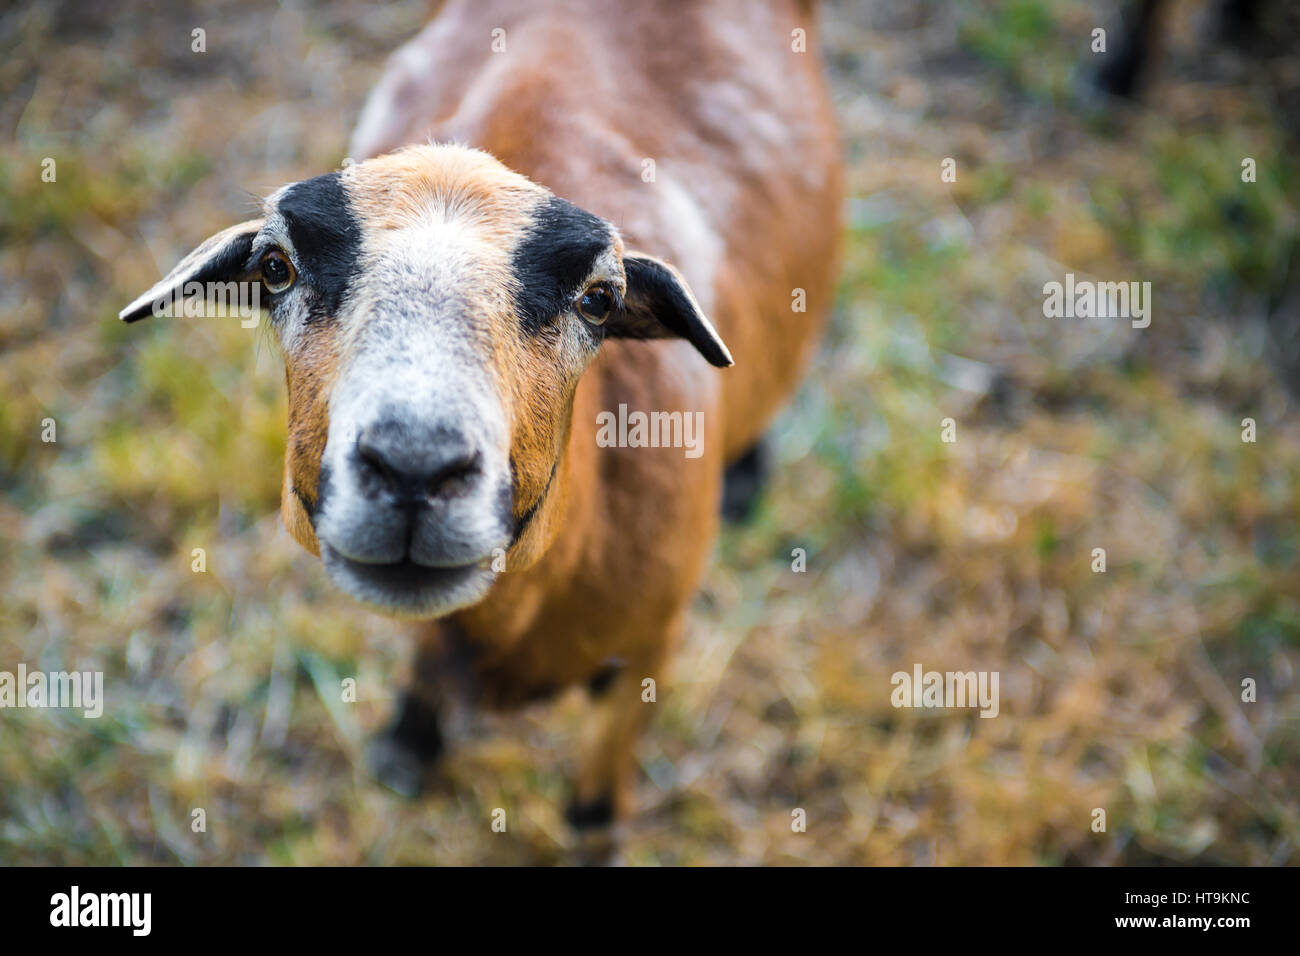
{"left": 357, "top": 436, "right": 399, "bottom": 487}
{"left": 355, "top": 420, "right": 481, "bottom": 505}
{"left": 422, "top": 452, "right": 481, "bottom": 501}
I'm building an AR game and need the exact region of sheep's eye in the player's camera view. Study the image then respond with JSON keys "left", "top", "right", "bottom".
{"left": 576, "top": 284, "right": 614, "bottom": 325}
{"left": 261, "top": 250, "right": 296, "bottom": 294}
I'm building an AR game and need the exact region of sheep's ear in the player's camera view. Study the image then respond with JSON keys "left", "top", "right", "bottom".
{"left": 606, "top": 252, "right": 734, "bottom": 368}
{"left": 118, "top": 219, "right": 264, "bottom": 323}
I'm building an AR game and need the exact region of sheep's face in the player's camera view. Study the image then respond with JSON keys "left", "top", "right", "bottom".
{"left": 120, "top": 145, "right": 730, "bottom": 619}
{"left": 266, "top": 147, "right": 626, "bottom": 620}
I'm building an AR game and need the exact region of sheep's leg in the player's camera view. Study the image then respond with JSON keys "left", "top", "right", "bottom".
{"left": 366, "top": 625, "right": 468, "bottom": 797}
{"left": 567, "top": 636, "right": 673, "bottom": 856}
{"left": 366, "top": 694, "right": 444, "bottom": 798}
{"left": 721, "top": 436, "right": 771, "bottom": 523}
{"left": 1093, "top": 0, "right": 1167, "bottom": 99}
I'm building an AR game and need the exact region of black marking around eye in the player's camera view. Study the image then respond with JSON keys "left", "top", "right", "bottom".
{"left": 510, "top": 195, "right": 612, "bottom": 335}
{"left": 276, "top": 172, "right": 362, "bottom": 315}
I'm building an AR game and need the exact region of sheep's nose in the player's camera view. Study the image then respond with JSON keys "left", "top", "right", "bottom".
{"left": 355, "top": 418, "right": 481, "bottom": 505}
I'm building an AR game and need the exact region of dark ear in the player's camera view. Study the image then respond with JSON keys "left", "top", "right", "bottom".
{"left": 118, "top": 219, "right": 264, "bottom": 323}
{"left": 606, "top": 252, "right": 734, "bottom": 368}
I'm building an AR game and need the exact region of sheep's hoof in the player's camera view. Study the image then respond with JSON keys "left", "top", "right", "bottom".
{"left": 366, "top": 693, "right": 444, "bottom": 798}
{"left": 365, "top": 735, "right": 428, "bottom": 798}
{"left": 565, "top": 795, "right": 620, "bottom": 865}
{"left": 566, "top": 795, "right": 615, "bottom": 829}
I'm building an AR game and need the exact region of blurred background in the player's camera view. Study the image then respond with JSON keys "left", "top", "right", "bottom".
{"left": 1, "top": 0, "right": 1298, "bottom": 865}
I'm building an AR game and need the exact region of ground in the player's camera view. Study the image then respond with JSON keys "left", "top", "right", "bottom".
{"left": 1, "top": 0, "right": 1297, "bottom": 865}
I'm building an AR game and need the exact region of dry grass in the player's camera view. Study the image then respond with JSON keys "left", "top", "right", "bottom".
{"left": 1, "top": 0, "right": 1297, "bottom": 865}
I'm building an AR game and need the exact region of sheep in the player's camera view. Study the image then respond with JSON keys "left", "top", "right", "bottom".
{"left": 119, "top": 0, "right": 843, "bottom": 844}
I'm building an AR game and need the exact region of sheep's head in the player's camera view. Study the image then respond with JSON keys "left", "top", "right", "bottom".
{"left": 120, "top": 144, "right": 731, "bottom": 618}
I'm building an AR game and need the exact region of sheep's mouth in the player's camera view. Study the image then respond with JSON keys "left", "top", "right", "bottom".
{"left": 320, "top": 544, "right": 496, "bottom": 618}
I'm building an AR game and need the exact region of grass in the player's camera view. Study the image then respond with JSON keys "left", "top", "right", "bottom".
{"left": 0, "top": 0, "right": 1297, "bottom": 865}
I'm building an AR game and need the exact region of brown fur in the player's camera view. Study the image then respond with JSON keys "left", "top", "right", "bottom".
{"left": 281, "top": 325, "right": 343, "bottom": 556}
